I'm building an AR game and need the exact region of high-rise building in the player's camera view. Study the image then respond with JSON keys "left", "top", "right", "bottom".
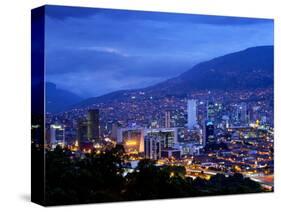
{"left": 203, "top": 121, "right": 215, "bottom": 146}
{"left": 187, "top": 99, "right": 197, "bottom": 129}
{"left": 144, "top": 128, "right": 178, "bottom": 160}
{"left": 144, "top": 133, "right": 161, "bottom": 160}
{"left": 207, "top": 101, "right": 215, "bottom": 122}
{"left": 50, "top": 124, "right": 65, "bottom": 148}
{"left": 87, "top": 109, "right": 100, "bottom": 141}
{"left": 236, "top": 103, "right": 248, "bottom": 125}
{"left": 111, "top": 122, "right": 121, "bottom": 141}
{"left": 165, "top": 110, "right": 171, "bottom": 128}
{"left": 77, "top": 119, "right": 87, "bottom": 144}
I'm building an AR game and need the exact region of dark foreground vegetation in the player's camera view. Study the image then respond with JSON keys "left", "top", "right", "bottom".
{"left": 32, "top": 144, "right": 265, "bottom": 206}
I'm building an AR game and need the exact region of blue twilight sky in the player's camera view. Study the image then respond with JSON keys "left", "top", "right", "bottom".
{"left": 45, "top": 5, "right": 274, "bottom": 98}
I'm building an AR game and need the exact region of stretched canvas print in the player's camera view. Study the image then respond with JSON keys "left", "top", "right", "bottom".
{"left": 31, "top": 5, "right": 274, "bottom": 206}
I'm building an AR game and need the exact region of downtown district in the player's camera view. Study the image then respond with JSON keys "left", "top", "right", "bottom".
{"left": 37, "top": 88, "right": 274, "bottom": 190}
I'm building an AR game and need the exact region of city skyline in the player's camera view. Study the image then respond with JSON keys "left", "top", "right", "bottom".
{"left": 32, "top": 5, "right": 274, "bottom": 206}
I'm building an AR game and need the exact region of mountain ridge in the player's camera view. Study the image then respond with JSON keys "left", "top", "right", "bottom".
{"left": 73, "top": 45, "right": 274, "bottom": 108}
{"left": 142, "top": 45, "right": 273, "bottom": 95}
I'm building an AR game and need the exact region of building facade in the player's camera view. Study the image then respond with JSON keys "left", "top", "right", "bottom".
{"left": 187, "top": 99, "right": 197, "bottom": 129}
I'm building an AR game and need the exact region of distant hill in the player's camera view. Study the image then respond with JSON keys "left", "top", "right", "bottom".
{"left": 145, "top": 45, "right": 273, "bottom": 95}
{"left": 46, "top": 82, "right": 83, "bottom": 113}
{"left": 75, "top": 45, "right": 273, "bottom": 107}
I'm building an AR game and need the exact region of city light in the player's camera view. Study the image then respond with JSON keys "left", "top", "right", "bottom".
{"left": 125, "top": 140, "right": 137, "bottom": 146}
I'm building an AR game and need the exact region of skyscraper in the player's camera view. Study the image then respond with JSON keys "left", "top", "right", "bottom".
{"left": 187, "top": 99, "right": 197, "bottom": 129}
{"left": 207, "top": 101, "right": 215, "bottom": 122}
{"left": 111, "top": 122, "right": 121, "bottom": 141}
{"left": 144, "top": 128, "right": 178, "bottom": 160}
{"left": 236, "top": 103, "right": 248, "bottom": 125}
{"left": 144, "top": 133, "right": 161, "bottom": 160}
{"left": 77, "top": 119, "right": 87, "bottom": 144}
{"left": 50, "top": 124, "right": 65, "bottom": 147}
{"left": 87, "top": 109, "right": 100, "bottom": 141}
{"left": 203, "top": 121, "right": 215, "bottom": 146}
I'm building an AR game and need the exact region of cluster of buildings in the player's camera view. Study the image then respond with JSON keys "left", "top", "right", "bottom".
{"left": 44, "top": 89, "right": 273, "bottom": 189}
{"left": 45, "top": 98, "right": 208, "bottom": 157}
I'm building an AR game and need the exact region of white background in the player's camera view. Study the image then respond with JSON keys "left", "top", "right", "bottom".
{"left": 0, "top": 0, "right": 280, "bottom": 211}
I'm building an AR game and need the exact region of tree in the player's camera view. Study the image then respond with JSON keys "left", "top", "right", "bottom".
{"left": 40, "top": 145, "right": 265, "bottom": 205}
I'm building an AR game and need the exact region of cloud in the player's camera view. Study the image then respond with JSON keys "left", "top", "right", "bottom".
{"left": 76, "top": 46, "right": 129, "bottom": 57}
{"left": 44, "top": 6, "right": 274, "bottom": 98}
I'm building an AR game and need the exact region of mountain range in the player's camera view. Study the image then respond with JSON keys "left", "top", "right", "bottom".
{"left": 46, "top": 45, "right": 273, "bottom": 112}
{"left": 75, "top": 45, "right": 273, "bottom": 108}
{"left": 146, "top": 45, "right": 273, "bottom": 94}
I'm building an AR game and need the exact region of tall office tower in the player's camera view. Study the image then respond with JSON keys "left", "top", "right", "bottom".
{"left": 111, "top": 122, "right": 120, "bottom": 141}
{"left": 165, "top": 110, "right": 171, "bottom": 128}
{"left": 87, "top": 109, "right": 100, "bottom": 141}
{"left": 203, "top": 121, "right": 215, "bottom": 146}
{"left": 207, "top": 101, "right": 215, "bottom": 122}
{"left": 248, "top": 106, "right": 255, "bottom": 123}
{"left": 50, "top": 124, "right": 65, "bottom": 147}
{"left": 77, "top": 119, "right": 88, "bottom": 144}
{"left": 144, "top": 128, "right": 178, "bottom": 160}
{"left": 144, "top": 133, "right": 161, "bottom": 160}
{"left": 187, "top": 99, "right": 197, "bottom": 129}
{"left": 236, "top": 103, "right": 248, "bottom": 125}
